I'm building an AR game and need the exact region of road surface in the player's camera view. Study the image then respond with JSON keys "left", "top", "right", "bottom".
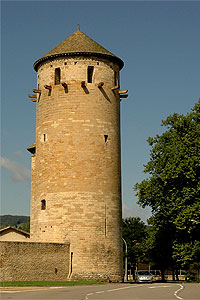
{"left": 1, "top": 282, "right": 199, "bottom": 300}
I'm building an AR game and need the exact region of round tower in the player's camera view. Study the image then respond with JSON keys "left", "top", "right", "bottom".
{"left": 28, "top": 29, "right": 126, "bottom": 282}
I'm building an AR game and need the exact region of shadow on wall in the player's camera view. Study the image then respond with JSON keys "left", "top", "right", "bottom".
{"left": 98, "top": 87, "right": 111, "bottom": 103}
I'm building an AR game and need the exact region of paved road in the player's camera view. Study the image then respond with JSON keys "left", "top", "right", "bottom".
{"left": 1, "top": 283, "right": 200, "bottom": 300}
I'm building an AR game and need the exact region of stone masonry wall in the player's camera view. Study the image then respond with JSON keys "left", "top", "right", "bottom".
{"left": 0, "top": 241, "right": 70, "bottom": 281}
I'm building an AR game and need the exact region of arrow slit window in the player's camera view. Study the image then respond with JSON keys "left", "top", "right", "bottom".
{"left": 55, "top": 68, "right": 61, "bottom": 85}
{"left": 114, "top": 71, "right": 119, "bottom": 86}
{"left": 104, "top": 135, "right": 108, "bottom": 144}
{"left": 88, "top": 66, "right": 94, "bottom": 83}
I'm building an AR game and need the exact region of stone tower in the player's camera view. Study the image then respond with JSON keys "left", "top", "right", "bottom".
{"left": 28, "top": 29, "right": 127, "bottom": 282}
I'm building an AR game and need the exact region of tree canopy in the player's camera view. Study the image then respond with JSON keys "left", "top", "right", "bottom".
{"left": 134, "top": 99, "right": 200, "bottom": 277}
{"left": 122, "top": 217, "right": 148, "bottom": 270}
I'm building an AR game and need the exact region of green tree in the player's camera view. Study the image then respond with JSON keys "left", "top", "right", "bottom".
{"left": 18, "top": 218, "right": 30, "bottom": 233}
{"left": 122, "top": 217, "right": 148, "bottom": 271}
{"left": 144, "top": 217, "right": 177, "bottom": 281}
{"left": 134, "top": 99, "right": 200, "bottom": 279}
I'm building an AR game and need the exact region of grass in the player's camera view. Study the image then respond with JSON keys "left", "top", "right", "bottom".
{"left": 0, "top": 280, "right": 106, "bottom": 287}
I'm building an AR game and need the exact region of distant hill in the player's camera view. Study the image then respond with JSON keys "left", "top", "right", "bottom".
{"left": 0, "top": 215, "right": 30, "bottom": 227}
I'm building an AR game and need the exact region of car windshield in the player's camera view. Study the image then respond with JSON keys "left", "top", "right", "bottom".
{"left": 137, "top": 271, "right": 150, "bottom": 276}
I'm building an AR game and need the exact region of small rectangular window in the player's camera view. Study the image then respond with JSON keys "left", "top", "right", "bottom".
{"left": 55, "top": 68, "right": 61, "bottom": 85}
{"left": 88, "top": 66, "right": 94, "bottom": 83}
{"left": 41, "top": 200, "right": 46, "bottom": 210}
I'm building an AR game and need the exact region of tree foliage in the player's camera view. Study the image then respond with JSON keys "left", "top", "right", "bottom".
{"left": 122, "top": 217, "right": 148, "bottom": 269}
{"left": 0, "top": 215, "right": 29, "bottom": 227}
{"left": 134, "top": 99, "right": 200, "bottom": 276}
{"left": 18, "top": 218, "right": 30, "bottom": 233}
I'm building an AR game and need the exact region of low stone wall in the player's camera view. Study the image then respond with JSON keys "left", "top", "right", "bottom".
{"left": 0, "top": 241, "right": 70, "bottom": 281}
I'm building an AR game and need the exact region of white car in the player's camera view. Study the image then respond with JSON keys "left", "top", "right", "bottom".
{"left": 135, "top": 270, "right": 153, "bottom": 283}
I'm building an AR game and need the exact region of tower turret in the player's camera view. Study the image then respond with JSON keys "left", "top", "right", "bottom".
{"left": 28, "top": 29, "right": 127, "bottom": 282}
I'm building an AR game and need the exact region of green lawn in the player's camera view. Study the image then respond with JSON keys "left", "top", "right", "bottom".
{"left": 0, "top": 280, "right": 106, "bottom": 287}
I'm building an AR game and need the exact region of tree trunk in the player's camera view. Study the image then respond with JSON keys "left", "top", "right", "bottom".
{"left": 172, "top": 268, "right": 175, "bottom": 281}
{"left": 175, "top": 269, "right": 179, "bottom": 281}
{"left": 161, "top": 268, "right": 165, "bottom": 282}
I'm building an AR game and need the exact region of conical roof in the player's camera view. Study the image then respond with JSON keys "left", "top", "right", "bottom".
{"left": 33, "top": 30, "right": 124, "bottom": 71}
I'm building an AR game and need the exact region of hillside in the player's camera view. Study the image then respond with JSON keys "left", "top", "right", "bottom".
{"left": 0, "top": 215, "right": 30, "bottom": 227}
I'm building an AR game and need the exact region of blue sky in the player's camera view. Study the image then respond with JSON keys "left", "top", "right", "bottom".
{"left": 1, "top": 1, "right": 200, "bottom": 222}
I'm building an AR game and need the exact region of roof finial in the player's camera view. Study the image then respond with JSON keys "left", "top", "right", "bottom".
{"left": 77, "top": 24, "right": 80, "bottom": 31}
